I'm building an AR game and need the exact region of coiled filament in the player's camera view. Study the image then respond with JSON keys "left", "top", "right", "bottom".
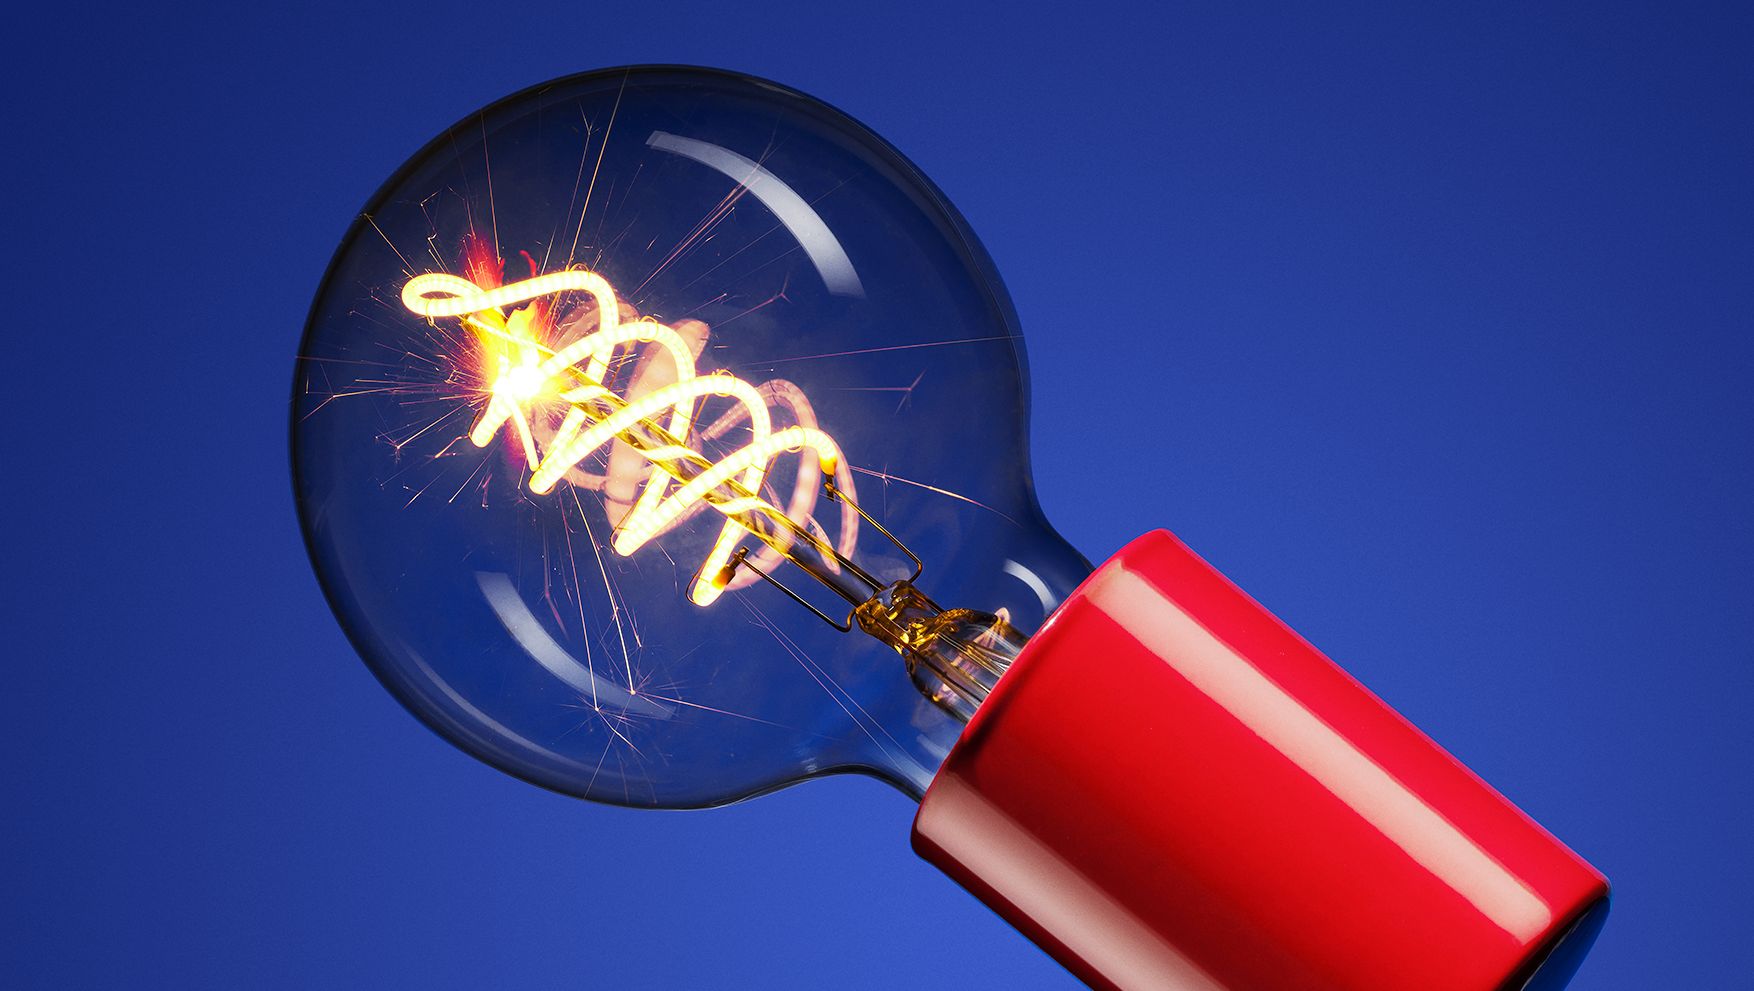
{"left": 402, "top": 269, "right": 858, "bottom": 606}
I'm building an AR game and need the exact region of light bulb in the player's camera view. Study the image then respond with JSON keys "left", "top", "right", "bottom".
{"left": 295, "top": 67, "right": 1607, "bottom": 991}
{"left": 295, "top": 65, "right": 1090, "bottom": 807}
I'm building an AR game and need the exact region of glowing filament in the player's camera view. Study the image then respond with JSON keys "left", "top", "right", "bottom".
{"left": 402, "top": 268, "right": 850, "bottom": 606}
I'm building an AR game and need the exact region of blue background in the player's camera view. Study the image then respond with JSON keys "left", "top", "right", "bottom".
{"left": 6, "top": 2, "right": 1748, "bottom": 988}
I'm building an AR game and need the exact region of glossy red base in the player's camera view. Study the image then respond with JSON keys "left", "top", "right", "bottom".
{"left": 914, "top": 530, "right": 1607, "bottom": 991}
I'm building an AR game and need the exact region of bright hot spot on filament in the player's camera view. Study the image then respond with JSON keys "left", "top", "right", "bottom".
{"left": 401, "top": 267, "right": 860, "bottom": 607}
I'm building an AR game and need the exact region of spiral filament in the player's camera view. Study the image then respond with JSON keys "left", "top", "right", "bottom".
{"left": 401, "top": 265, "right": 1023, "bottom": 720}
{"left": 401, "top": 268, "right": 860, "bottom": 607}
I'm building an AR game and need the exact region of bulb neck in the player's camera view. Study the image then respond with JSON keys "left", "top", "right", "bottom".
{"left": 855, "top": 581, "right": 1026, "bottom": 722}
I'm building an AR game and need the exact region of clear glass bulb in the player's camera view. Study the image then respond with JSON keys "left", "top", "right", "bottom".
{"left": 293, "top": 66, "right": 1092, "bottom": 808}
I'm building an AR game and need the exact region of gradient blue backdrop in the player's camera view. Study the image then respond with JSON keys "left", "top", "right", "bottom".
{"left": 6, "top": 2, "right": 1748, "bottom": 988}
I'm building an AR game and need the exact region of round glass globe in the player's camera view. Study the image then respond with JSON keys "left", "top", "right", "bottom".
{"left": 293, "top": 66, "right": 1090, "bottom": 808}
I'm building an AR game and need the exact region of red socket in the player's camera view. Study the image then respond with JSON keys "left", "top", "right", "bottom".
{"left": 915, "top": 530, "right": 1607, "bottom": 991}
